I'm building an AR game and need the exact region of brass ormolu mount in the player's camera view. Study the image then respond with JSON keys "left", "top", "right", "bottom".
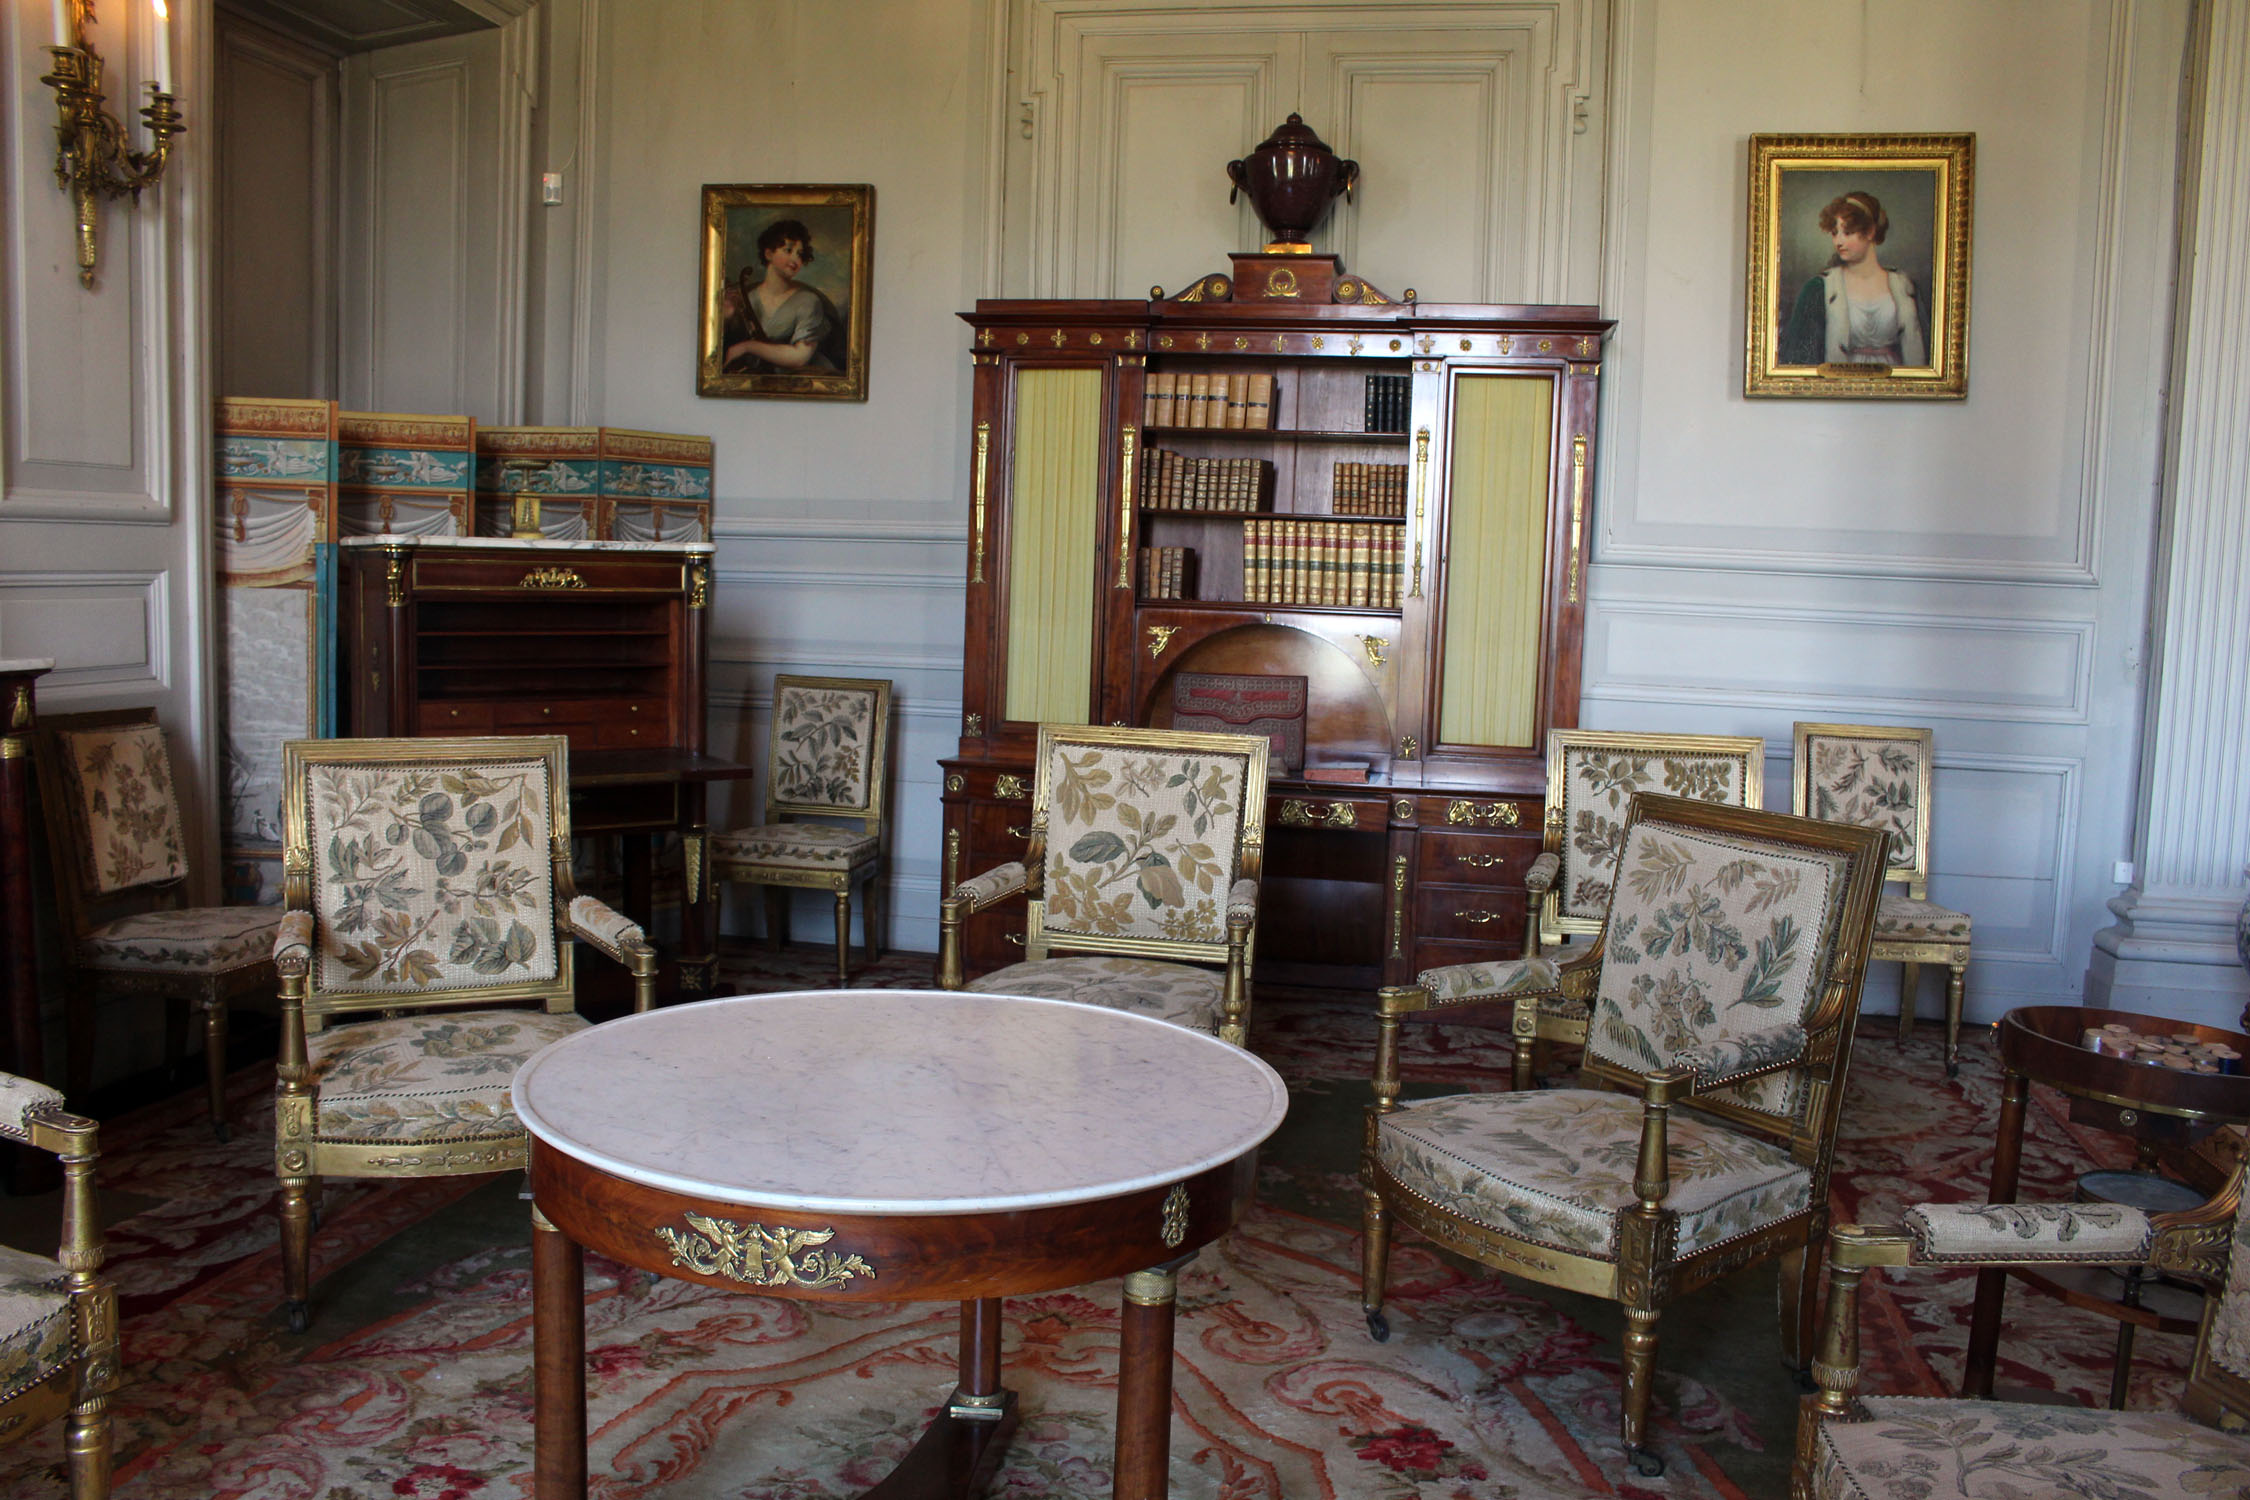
{"left": 40, "top": 0, "right": 185, "bottom": 290}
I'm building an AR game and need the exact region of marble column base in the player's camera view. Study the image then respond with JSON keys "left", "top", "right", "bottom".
{"left": 2085, "top": 885, "right": 2250, "bottom": 1026}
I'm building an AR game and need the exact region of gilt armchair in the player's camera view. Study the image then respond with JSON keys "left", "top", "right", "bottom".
{"left": 1525, "top": 729, "right": 1765, "bottom": 956}
{"left": 0, "top": 1072, "right": 117, "bottom": 1500}
{"left": 35, "top": 707, "right": 280, "bottom": 1139}
{"left": 1793, "top": 1164, "right": 2250, "bottom": 1498}
{"left": 937, "top": 723, "right": 1269, "bottom": 1045}
{"left": 1362, "top": 793, "right": 1888, "bottom": 1474}
{"left": 711, "top": 675, "right": 891, "bottom": 986}
{"left": 272, "top": 735, "right": 656, "bottom": 1332}
{"left": 1792, "top": 723, "right": 1973, "bottom": 1074}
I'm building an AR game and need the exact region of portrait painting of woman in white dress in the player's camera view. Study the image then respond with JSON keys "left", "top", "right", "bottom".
{"left": 1777, "top": 189, "right": 1929, "bottom": 368}
{"left": 698, "top": 185, "right": 874, "bottom": 401}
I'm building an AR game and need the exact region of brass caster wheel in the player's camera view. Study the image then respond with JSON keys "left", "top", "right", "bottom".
{"left": 285, "top": 1300, "right": 310, "bottom": 1335}
{"left": 1365, "top": 1308, "right": 1390, "bottom": 1342}
{"left": 1628, "top": 1447, "right": 1665, "bottom": 1478}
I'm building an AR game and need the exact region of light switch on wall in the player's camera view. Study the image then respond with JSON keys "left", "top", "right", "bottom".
{"left": 541, "top": 173, "right": 564, "bottom": 206}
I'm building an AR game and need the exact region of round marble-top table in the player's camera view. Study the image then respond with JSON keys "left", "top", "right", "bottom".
{"left": 514, "top": 988, "right": 1289, "bottom": 1499}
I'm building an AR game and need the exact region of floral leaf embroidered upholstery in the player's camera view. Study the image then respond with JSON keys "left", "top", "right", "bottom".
{"left": 83, "top": 906, "right": 281, "bottom": 975}
{"left": 1804, "top": 734, "right": 1925, "bottom": 872}
{"left": 770, "top": 682, "right": 880, "bottom": 811}
{"left": 564, "top": 895, "right": 645, "bottom": 963}
{"left": 1041, "top": 744, "right": 1252, "bottom": 945}
{"left": 1874, "top": 893, "right": 1972, "bottom": 942}
{"left": 1900, "top": 1202, "right": 2154, "bottom": 1263}
{"left": 711, "top": 823, "right": 878, "bottom": 872}
{"left": 306, "top": 1009, "right": 588, "bottom": 1141}
{"left": 1557, "top": 746, "right": 1751, "bottom": 923}
{"left": 2206, "top": 1181, "right": 2250, "bottom": 1383}
{"left": 1227, "top": 878, "right": 1258, "bottom": 923}
{"left": 57, "top": 722, "right": 187, "bottom": 895}
{"left": 1810, "top": 1396, "right": 2250, "bottom": 1500}
{"left": 950, "top": 863, "right": 1026, "bottom": 909}
{"left": 1590, "top": 821, "right": 1849, "bottom": 1122}
{"left": 1525, "top": 850, "right": 1560, "bottom": 892}
{"left": 274, "top": 909, "right": 314, "bottom": 976}
{"left": 1417, "top": 957, "right": 1562, "bottom": 1004}
{"left": 0, "top": 1243, "right": 70, "bottom": 1403}
{"left": 306, "top": 759, "right": 558, "bottom": 996}
{"left": 1376, "top": 1089, "right": 1809, "bottom": 1260}
{"left": 965, "top": 956, "right": 1222, "bottom": 1035}
{"left": 0, "top": 1074, "right": 63, "bottom": 1139}
{"left": 1674, "top": 1028, "right": 1806, "bottom": 1091}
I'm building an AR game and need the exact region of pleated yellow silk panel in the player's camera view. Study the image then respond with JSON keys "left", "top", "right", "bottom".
{"left": 1004, "top": 367, "right": 1102, "bottom": 726}
{"left": 1438, "top": 374, "right": 1554, "bottom": 749}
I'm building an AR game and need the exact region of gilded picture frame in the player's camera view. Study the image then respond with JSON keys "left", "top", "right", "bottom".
{"left": 1744, "top": 134, "right": 1973, "bottom": 399}
{"left": 698, "top": 184, "right": 873, "bottom": 401}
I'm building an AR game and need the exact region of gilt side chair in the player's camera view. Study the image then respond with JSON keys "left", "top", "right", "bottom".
{"left": 34, "top": 707, "right": 280, "bottom": 1139}
{"left": 271, "top": 734, "right": 656, "bottom": 1332}
{"left": 1792, "top": 723, "right": 1974, "bottom": 1075}
{"left": 938, "top": 723, "right": 1269, "bottom": 1046}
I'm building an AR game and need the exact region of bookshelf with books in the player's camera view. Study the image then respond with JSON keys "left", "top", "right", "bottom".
{"left": 944, "top": 252, "right": 1610, "bottom": 991}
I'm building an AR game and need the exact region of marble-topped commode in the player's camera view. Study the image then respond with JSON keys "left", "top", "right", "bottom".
{"left": 512, "top": 988, "right": 1289, "bottom": 1215}
{"left": 338, "top": 534, "right": 714, "bottom": 554}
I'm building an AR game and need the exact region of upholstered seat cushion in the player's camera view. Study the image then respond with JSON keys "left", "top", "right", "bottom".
{"left": 83, "top": 905, "right": 281, "bottom": 975}
{"left": 1375, "top": 1088, "right": 1810, "bottom": 1261}
{"left": 966, "top": 956, "right": 1223, "bottom": 1034}
{"left": 713, "top": 823, "right": 878, "bottom": 872}
{"left": 1811, "top": 1396, "right": 2250, "bottom": 1499}
{"left": 307, "top": 1009, "right": 588, "bottom": 1141}
{"left": 1873, "top": 892, "right": 1971, "bottom": 942}
{"left": 0, "top": 1242, "right": 70, "bottom": 1403}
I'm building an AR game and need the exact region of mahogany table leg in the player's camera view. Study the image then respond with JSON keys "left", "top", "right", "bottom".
{"left": 956, "top": 1297, "right": 1003, "bottom": 1409}
{"left": 532, "top": 1205, "right": 587, "bottom": 1500}
{"left": 1962, "top": 1067, "right": 2029, "bottom": 1398}
{"left": 1114, "top": 1262, "right": 1185, "bottom": 1500}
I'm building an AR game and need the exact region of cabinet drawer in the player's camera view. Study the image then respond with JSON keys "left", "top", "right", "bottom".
{"left": 1268, "top": 794, "right": 1383, "bottom": 832}
{"left": 969, "top": 804, "right": 1037, "bottom": 866}
{"left": 417, "top": 702, "right": 494, "bottom": 734}
{"left": 410, "top": 556, "right": 687, "bottom": 594}
{"left": 1416, "top": 829, "right": 1540, "bottom": 887}
{"left": 1414, "top": 883, "right": 1527, "bottom": 947}
{"left": 493, "top": 701, "right": 597, "bottom": 731}
{"left": 596, "top": 718, "right": 664, "bottom": 750}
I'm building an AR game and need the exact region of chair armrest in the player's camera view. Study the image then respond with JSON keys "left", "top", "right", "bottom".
{"left": 1672, "top": 1029, "right": 1807, "bottom": 1095}
{"left": 0, "top": 1072, "right": 67, "bottom": 1142}
{"left": 1524, "top": 850, "right": 1561, "bottom": 895}
{"left": 1404, "top": 955, "right": 1566, "bottom": 1011}
{"left": 946, "top": 862, "right": 1028, "bottom": 915}
{"left": 1226, "top": 877, "right": 1258, "bottom": 929}
{"left": 273, "top": 909, "right": 314, "bottom": 977}
{"left": 563, "top": 894, "right": 657, "bottom": 970}
{"left": 1830, "top": 1203, "right": 2162, "bottom": 1273}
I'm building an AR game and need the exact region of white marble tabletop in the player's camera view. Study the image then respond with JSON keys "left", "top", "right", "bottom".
{"left": 337, "top": 535, "right": 715, "bottom": 555}
{"left": 512, "top": 989, "right": 1289, "bottom": 1216}
{"left": 0, "top": 659, "right": 54, "bottom": 673}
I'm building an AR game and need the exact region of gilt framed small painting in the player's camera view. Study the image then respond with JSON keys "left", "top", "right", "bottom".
{"left": 1744, "top": 134, "right": 1973, "bottom": 399}
{"left": 698, "top": 184, "right": 874, "bottom": 401}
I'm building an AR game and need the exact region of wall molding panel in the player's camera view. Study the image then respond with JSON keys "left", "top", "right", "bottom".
{"left": 0, "top": 571, "right": 171, "bottom": 691}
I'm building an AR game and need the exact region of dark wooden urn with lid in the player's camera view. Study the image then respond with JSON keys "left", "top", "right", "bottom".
{"left": 1226, "top": 113, "right": 1359, "bottom": 250}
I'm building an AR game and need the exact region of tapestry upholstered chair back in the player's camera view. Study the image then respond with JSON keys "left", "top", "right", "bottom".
{"left": 1795, "top": 1161, "right": 2250, "bottom": 1498}
{"left": 1363, "top": 794, "right": 1888, "bottom": 1476}
{"left": 1790, "top": 722, "right": 1975, "bottom": 1076}
{"left": 710, "top": 675, "right": 892, "bottom": 987}
{"left": 272, "top": 734, "right": 655, "bottom": 1333}
{"left": 34, "top": 707, "right": 280, "bottom": 1138}
{"left": 0, "top": 1071, "right": 117, "bottom": 1500}
{"left": 938, "top": 723, "right": 1270, "bottom": 1045}
{"left": 1526, "top": 729, "right": 1765, "bottom": 956}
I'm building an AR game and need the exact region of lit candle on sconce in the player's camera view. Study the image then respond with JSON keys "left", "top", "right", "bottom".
{"left": 152, "top": 0, "right": 173, "bottom": 92}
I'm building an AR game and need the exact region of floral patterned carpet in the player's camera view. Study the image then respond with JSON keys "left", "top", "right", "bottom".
{"left": 0, "top": 951, "right": 2193, "bottom": 1500}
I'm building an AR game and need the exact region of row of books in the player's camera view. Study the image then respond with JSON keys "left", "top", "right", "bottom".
{"left": 1364, "top": 373, "right": 1410, "bottom": 433}
{"left": 1141, "top": 450, "right": 1270, "bottom": 512}
{"left": 1332, "top": 461, "right": 1408, "bottom": 517}
{"left": 1139, "top": 546, "right": 1198, "bottom": 600}
{"left": 1143, "top": 371, "right": 1276, "bottom": 429}
{"left": 1243, "top": 519, "right": 1404, "bottom": 609}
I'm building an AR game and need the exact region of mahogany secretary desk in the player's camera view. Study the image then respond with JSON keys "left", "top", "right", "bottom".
{"left": 941, "top": 253, "right": 1611, "bottom": 991}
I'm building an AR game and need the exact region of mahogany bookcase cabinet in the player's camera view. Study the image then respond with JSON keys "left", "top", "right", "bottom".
{"left": 941, "top": 254, "right": 1612, "bottom": 991}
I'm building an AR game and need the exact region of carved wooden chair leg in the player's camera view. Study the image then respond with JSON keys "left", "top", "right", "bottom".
{"left": 1621, "top": 1303, "right": 1665, "bottom": 1475}
{"left": 762, "top": 886, "right": 789, "bottom": 952}
{"left": 65, "top": 1384, "right": 112, "bottom": 1500}
{"left": 1776, "top": 1231, "right": 1827, "bottom": 1379}
{"left": 1896, "top": 961, "right": 1921, "bottom": 1042}
{"left": 279, "top": 1175, "right": 316, "bottom": 1333}
{"left": 833, "top": 890, "right": 852, "bottom": 987}
{"left": 202, "top": 992, "right": 230, "bottom": 1142}
{"left": 1945, "top": 956, "right": 1968, "bottom": 1077}
{"left": 1361, "top": 1188, "right": 1392, "bottom": 1341}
